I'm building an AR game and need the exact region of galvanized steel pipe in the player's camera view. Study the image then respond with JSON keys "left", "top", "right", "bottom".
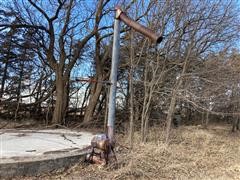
{"left": 107, "top": 14, "right": 120, "bottom": 145}
{"left": 107, "top": 6, "right": 163, "bottom": 145}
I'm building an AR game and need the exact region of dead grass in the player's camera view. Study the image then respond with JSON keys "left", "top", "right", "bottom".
{"left": 20, "top": 125, "right": 240, "bottom": 180}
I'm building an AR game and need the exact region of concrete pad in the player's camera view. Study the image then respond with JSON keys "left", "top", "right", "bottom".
{"left": 0, "top": 129, "right": 94, "bottom": 178}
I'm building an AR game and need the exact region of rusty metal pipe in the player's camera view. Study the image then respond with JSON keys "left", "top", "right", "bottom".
{"left": 115, "top": 7, "right": 163, "bottom": 44}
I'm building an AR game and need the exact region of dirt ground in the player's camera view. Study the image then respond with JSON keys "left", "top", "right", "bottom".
{"left": 8, "top": 123, "right": 238, "bottom": 180}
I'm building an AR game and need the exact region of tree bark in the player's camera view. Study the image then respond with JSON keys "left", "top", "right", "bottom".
{"left": 0, "top": 60, "right": 9, "bottom": 98}
{"left": 80, "top": 84, "right": 90, "bottom": 116}
{"left": 165, "top": 88, "right": 178, "bottom": 143}
{"left": 14, "top": 61, "right": 24, "bottom": 121}
{"left": 129, "top": 33, "right": 134, "bottom": 147}
{"left": 165, "top": 43, "right": 193, "bottom": 143}
{"left": 83, "top": 76, "right": 103, "bottom": 123}
{"left": 0, "top": 38, "right": 11, "bottom": 98}
{"left": 82, "top": 0, "right": 109, "bottom": 123}
{"left": 52, "top": 72, "right": 69, "bottom": 125}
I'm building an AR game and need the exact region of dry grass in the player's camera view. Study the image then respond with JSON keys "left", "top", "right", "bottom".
{"left": 20, "top": 125, "right": 240, "bottom": 180}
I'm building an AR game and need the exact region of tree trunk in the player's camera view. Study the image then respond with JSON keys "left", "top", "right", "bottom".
{"left": 201, "top": 112, "right": 205, "bottom": 126}
{"left": 129, "top": 61, "right": 134, "bottom": 148}
{"left": 0, "top": 60, "right": 9, "bottom": 98}
{"left": 96, "top": 91, "right": 106, "bottom": 116}
{"left": 165, "top": 89, "right": 177, "bottom": 143}
{"left": 0, "top": 39, "right": 11, "bottom": 98}
{"left": 34, "top": 73, "right": 43, "bottom": 117}
{"left": 52, "top": 72, "right": 69, "bottom": 125}
{"left": 141, "top": 64, "right": 150, "bottom": 142}
{"left": 165, "top": 43, "right": 193, "bottom": 143}
{"left": 80, "top": 84, "right": 90, "bottom": 116}
{"left": 83, "top": 76, "right": 103, "bottom": 123}
{"left": 14, "top": 62, "right": 24, "bottom": 121}
{"left": 204, "top": 111, "right": 209, "bottom": 129}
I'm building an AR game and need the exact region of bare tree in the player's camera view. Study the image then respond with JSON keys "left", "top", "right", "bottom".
{"left": 0, "top": 0, "right": 112, "bottom": 124}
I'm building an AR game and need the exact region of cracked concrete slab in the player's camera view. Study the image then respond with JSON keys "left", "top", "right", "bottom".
{"left": 0, "top": 129, "right": 94, "bottom": 178}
